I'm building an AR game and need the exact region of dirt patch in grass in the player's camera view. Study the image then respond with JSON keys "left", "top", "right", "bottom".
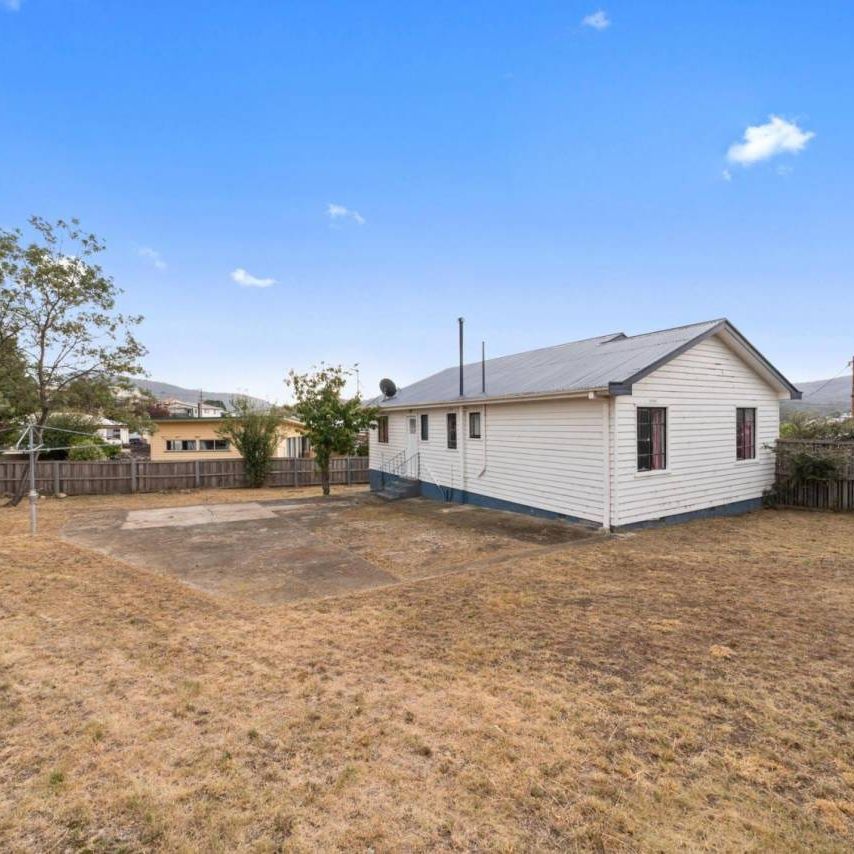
{"left": 0, "top": 490, "right": 852, "bottom": 851}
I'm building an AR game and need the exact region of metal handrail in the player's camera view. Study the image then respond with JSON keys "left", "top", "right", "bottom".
{"left": 379, "top": 449, "right": 419, "bottom": 485}
{"left": 418, "top": 456, "right": 451, "bottom": 502}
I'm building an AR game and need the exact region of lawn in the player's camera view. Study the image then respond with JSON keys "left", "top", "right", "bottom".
{"left": 0, "top": 489, "right": 852, "bottom": 851}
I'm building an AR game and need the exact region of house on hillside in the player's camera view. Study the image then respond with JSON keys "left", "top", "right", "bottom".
{"left": 149, "top": 416, "right": 309, "bottom": 462}
{"left": 368, "top": 319, "right": 801, "bottom": 530}
{"left": 96, "top": 418, "right": 130, "bottom": 447}
{"left": 158, "top": 398, "right": 227, "bottom": 419}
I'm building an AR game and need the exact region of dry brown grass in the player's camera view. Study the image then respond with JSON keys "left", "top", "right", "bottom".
{"left": 1, "top": 489, "right": 852, "bottom": 852}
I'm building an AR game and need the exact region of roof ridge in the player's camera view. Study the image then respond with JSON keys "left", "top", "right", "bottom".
{"left": 456, "top": 331, "right": 624, "bottom": 371}
{"left": 617, "top": 318, "right": 726, "bottom": 342}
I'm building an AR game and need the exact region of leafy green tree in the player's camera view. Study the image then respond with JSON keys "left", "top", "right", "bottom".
{"left": 0, "top": 217, "right": 147, "bottom": 501}
{"left": 0, "top": 216, "right": 146, "bottom": 427}
{"left": 216, "top": 397, "right": 284, "bottom": 488}
{"left": 287, "top": 364, "right": 378, "bottom": 496}
{"left": 39, "top": 413, "right": 101, "bottom": 460}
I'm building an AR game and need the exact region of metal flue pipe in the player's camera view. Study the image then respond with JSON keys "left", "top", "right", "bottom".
{"left": 458, "top": 317, "right": 464, "bottom": 397}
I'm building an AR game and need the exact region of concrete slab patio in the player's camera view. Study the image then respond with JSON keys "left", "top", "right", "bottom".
{"left": 63, "top": 493, "right": 598, "bottom": 604}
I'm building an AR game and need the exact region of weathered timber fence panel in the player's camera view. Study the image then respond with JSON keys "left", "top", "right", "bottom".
{"left": 773, "top": 439, "right": 854, "bottom": 511}
{"left": 0, "top": 456, "right": 369, "bottom": 497}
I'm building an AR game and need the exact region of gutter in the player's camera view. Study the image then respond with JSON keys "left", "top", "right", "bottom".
{"left": 377, "top": 387, "right": 611, "bottom": 412}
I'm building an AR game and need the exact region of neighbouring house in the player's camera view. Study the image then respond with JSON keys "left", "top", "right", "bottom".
{"left": 149, "top": 416, "right": 308, "bottom": 462}
{"left": 159, "top": 398, "right": 227, "bottom": 418}
{"left": 368, "top": 319, "right": 801, "bottom": 530}
{"left": 96, "top": 418, "right": 130, "bottom": 447}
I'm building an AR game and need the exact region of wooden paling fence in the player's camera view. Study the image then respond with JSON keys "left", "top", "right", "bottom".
{"left": 773, "top": 439, "right": 854, "bottom": 511}
{"left": 0, "top": 456, "right": 368, "bottom": 497}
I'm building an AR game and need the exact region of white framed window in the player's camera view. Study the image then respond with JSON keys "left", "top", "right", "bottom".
{"left": 469, "top": 411, "right": 481, "bottom": 439}
{"left": 736, "top": 408, "right": 756, "bottom": 460}
{"left": 637, "top": 407, "right": 667, "bottom": 471}
{"left": 377, "top": 416, "right": 389, "bottom": 444}
{"left": 446, "top": 413, "right": 457, "bottom": 449}
{"left": 199, "top": 439, "right": 230, "bottom": 451}
{"left": 165, "top": 439, "right": 197, "bottom": 452}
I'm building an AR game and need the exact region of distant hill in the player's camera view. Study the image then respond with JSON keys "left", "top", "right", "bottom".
{"left": 133, "top": 379, "right": 272, "bottom": 410}
{"left": 783, "top": 376, "right": 851, "bottom": 417}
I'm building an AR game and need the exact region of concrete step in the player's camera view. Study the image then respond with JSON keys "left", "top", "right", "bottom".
{"left": 375, "top": 478, "right": 420, "bottom": 501}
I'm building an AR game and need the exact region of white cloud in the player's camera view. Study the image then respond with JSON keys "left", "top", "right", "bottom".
{"left": 581, "top": 10, "right": 610, "bottom": 30}
{"left": 727, "top": 115, "right": 814, "bottom": 166}
{"left": 326, "top": 203, "right": 365, "bottom": 225}
{"left": 138, "top": 246, "right": 166, "bottom": 271}
{"left": 2, "top": 0, "right": 22, "bottom": 11}
{"left": 230, "top": 267, "right": 276, "bottom": 288}
{"left": 721, "top": 169, "right": 732, "bottom": 182}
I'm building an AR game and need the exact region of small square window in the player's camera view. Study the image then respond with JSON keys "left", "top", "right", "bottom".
{"left": 420, "top": 413, "right": 429, "bottom": 441}
{"left": 446, "top": 413, "right": 457, "bottom": 449}
{"left": 469, "top": 411, "right": 481, "bottom": 439}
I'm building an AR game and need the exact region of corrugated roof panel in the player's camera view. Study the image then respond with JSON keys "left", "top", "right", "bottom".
{"left": 374, "top": 319, "right": 727, "bottom": 407}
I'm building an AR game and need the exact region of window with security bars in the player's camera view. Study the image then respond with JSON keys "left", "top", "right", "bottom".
{"left": 637, "top": 407, "right": 667, "bottom": 471}
{"left": 736, "top": 408, "right": 756, "bottom": 460}
{"left": 446, "top": 413, "right": 457, "bottom": 449}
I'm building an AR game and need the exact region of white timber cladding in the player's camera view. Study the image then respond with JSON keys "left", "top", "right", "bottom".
{"left": 370, "top": 398, "right": 606, "bottom": 524}
{"left": 611, "top": 334, "right": 781, "bottom": 526}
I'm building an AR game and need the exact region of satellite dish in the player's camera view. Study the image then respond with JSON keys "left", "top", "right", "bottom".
{"left": 379, "top": 378, "right": 397, "bottom": 398}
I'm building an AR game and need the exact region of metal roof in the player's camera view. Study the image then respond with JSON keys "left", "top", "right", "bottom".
{"left": 373, "top": 319, "right": 801, "bottom": 408}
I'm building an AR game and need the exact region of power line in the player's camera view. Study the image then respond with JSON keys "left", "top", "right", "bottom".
{"left": 800, "top": 362, "right": 852, "bottom": 399}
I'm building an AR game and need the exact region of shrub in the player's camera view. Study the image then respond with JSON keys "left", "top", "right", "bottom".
{"left": 781, "top": 412, "right": 854, "bottom": 441}
{"left": 789, "top": 451, "right": 840, "bottom": 483}
{"left": 217, "top": 398, "right": 282, "bottom": 488}
{"left": 67, "top": 435, "right": 107, "bottom": 461}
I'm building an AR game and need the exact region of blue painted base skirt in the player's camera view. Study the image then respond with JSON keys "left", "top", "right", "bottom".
{"left": 369, "top": 470, "right": 763, "bottom": 530}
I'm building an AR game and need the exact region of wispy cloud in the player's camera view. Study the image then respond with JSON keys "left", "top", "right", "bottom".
{"left": 721, "top": 169, "right": 732, "bottom": 182}
{"left": 581, "top": 10, "right": 610, "bottom": 30}
{"left": 138, "top": 246, "right": 167, "bottom": 271}
{"left": 1, "top": 0, "right": 22, "bottom": 11}
{"left": 727, "top": 115, "right": 814, "bottom": 166}
{"left": 231, "top": 267, "right": 276, "bottom": 288}
{"left": 327, "top": 203, "right": 365, "bottom": 225}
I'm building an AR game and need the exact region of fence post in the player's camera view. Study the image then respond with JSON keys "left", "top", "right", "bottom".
{"left": 346, "top": 456, "right": 352, "bottom": 486}
{"left": 53, "top": 461, "right": 61, "bottom": 495}
{"left": 294, "top": 458, "right": 299, "bottom": 488}
{"left": 194, "top": 460, "right": 201, "bottom": 488}
{"left": 130, "top": 457, "right": 137, "bottom": 493}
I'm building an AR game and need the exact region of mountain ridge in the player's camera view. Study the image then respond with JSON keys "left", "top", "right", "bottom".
{"left": 133, "top": 379, "right": 272, "bottom": 410}
{"left": 783, "top": 375, "right": 851, "bottom": 416}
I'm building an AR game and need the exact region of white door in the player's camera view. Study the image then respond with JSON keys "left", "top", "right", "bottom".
{"left": 405, "top": 416, "right": 419, "bottom": 477}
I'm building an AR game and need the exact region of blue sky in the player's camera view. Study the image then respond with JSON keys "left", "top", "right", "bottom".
{"left": 2, "top": 1, "right": 852, "bottom": 402}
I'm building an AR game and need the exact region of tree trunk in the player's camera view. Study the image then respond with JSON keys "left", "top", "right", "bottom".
{"left": 320, "top": 464, "right": 330, "bottom": 496}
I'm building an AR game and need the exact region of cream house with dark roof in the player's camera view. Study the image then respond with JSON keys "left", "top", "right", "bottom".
{"left": 150, "top": 416, "right": 308, "bottom": 462}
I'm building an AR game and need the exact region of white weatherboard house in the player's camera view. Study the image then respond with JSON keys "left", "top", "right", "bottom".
{"left": 368, "top": 319, "right": 801, "bottom": 530}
